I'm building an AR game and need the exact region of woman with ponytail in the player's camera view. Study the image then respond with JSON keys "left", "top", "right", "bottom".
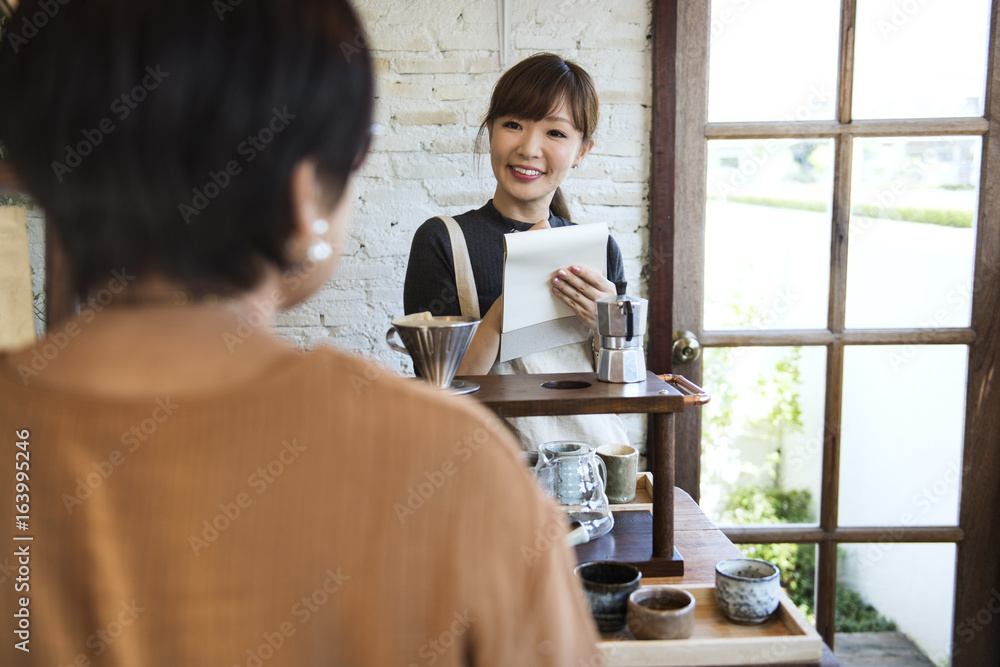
{"left": 404, "top": 52, "right": 629, "bottom": 452}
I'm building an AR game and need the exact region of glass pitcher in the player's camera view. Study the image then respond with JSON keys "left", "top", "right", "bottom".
{"left": 534, "top": 441, "right": 614, "bottom": 541}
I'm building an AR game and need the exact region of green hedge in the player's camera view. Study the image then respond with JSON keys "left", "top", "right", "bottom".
{"left": 722, "top": 195, "right": 827, "bottom": 213}
{"left": 725, "top": 485, "right": 898, "bottom": 632}
{"left": 850, "top": 202, "right": 972, "bottom": 228}
{"left": 718, "top": 194, "right": 974, "bottom": 229}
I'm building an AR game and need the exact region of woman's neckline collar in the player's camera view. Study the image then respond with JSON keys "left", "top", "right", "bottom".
{"left": 485, "top": 199, "right": 555, "bottom": 231}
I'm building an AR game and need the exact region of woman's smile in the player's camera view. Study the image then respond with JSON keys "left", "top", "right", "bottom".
{"left": 509, "top": 164, "right": 545, "bottom": 180}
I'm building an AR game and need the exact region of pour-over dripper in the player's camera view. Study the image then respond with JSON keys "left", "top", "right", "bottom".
{"left": 386, "top": 315, "right": 480, "bottom": 389}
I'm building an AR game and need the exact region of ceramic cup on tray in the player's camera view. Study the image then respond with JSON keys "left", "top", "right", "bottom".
{"left": 596, "top": 444, "right": 639, "bottom": 504}
{"left": 574, "top": 561, "right": 642, "bottom": 632}
{"left": 715, "top": 558, "right": 781, "bottom": 624}
{"left": 626, "top": 586, "right": 696, "bottom": 640}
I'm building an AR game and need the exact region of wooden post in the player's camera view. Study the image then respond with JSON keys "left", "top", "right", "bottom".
{"left": 651, "top": 412, "right": 675, "bottom": 559}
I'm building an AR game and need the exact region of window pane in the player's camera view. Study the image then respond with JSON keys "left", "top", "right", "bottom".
{"left": 840, "top": 345, "right": 966, "bottom": 527}
{"left": 853, "top": 0, "right": 991, "bottom": 119}
{"left": 708, "top": 0, "right": 840, "bottom": 122}
{"left": 846, "top": 137, "right": 980, "bottom": 329}
{"left": 700, "top": 346, "right": 826, "bottom": 527}
{"left": 706, "top": 139, "right": 833, "bottom": 330}
{"left": 837, "top": 543, "right": 955, "bottom": 664}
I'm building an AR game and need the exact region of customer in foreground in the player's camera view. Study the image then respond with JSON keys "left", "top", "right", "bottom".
{"left": 0, "top": 1, "right": 600, "bottom": 664}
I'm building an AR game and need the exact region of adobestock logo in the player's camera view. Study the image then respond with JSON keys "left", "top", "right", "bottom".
{"left": 15, "top": 268, "right": 136, "bottom": 385}
{"left": 50, "top": 65, "right": 170, "bottom": 182}
{"left": 188, "top": 439, "right": 306, "bottom": 556}
{"left": 60, "top": 397, "right": 179, "bottom": 515}
{"left": 178, "top": 106, "right": 296, "bottom": 224}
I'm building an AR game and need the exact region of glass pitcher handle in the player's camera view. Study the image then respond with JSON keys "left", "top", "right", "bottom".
{"left": 595, "top": 454, "right": 607, "bottom": 490}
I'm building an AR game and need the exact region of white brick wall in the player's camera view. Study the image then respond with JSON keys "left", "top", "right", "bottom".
{"left": 304, "top": 0, "right": 654, "bottom": 376}
{"left": 19, "top": 0, "right": 654, "bottom": 394}
{"left": 25, "top": 207, "right": 45, "bottom": 340}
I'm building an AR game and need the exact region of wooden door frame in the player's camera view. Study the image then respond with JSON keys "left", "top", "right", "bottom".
{"left": 653, "top": 0, "right": 1000, "bottom": 662}
{"left": 954, "top": 2, "right": 1000, "bottom": 664}
{"left": 652, "top": 0, "right": 708, "bottom": 499}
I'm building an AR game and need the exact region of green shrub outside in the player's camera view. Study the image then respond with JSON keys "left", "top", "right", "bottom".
{"left": 716, "top": 194, "right": 973, "bottom": 229}
{"left": 850, "top": 203, "right": 971, "bottom": 228}
{"left": 723, "top": 485, "right": 898, "bottom": 633}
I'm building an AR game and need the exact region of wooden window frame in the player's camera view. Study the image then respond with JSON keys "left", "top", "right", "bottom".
{"left": 652, "top": 1, "right": 1000, "bottom": 662}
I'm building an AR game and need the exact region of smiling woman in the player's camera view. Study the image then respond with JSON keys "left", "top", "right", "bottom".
{"left": 403, "top": 53, "right": 630, "bottom": 453}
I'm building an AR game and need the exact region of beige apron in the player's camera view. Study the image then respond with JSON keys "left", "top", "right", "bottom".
{"left": 440, "top": 216, "right": 631, "bottom": 452}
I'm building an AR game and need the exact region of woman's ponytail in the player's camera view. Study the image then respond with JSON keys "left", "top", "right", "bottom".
{"left": 550, "top": 187, "right": 571, "bottom": 221}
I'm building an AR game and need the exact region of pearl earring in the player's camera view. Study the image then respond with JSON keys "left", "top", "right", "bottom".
{"left": 307, "top": 218, "right": 332, "bottom": 262}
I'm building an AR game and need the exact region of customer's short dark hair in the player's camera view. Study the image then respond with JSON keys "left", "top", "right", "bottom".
{"left": 0, "top": 0, "right": 374, "bottom": 299}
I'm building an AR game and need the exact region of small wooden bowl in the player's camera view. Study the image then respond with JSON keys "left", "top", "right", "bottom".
{"left": 626, "top": 586, "right": 696, "bottom": 640}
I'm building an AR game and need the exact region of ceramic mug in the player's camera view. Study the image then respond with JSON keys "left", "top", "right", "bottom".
{"left": 715, "top": 558, "right": 781, "bottom": 624}
{"left": 596, "top": 444, "right": 639, "bottom": 504}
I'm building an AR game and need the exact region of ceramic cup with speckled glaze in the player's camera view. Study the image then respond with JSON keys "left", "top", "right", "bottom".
{"left": 715, "top": 558, "right": 781, "bottom": 624}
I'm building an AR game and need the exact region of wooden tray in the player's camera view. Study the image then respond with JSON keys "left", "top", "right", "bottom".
{"left": 610, "top": 472, "right": 654, "bottom": 513}
{"left": 598, "top": 584, "right": 822, "bottom": 666}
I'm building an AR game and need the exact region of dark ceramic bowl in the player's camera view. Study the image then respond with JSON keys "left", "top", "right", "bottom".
{"left": 574, "top": 561, "right": 642, "bottom": 632}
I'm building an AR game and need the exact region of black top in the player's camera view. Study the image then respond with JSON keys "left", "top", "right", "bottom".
{"left": 403, "top": 200, "right": 626, "bottom": 318}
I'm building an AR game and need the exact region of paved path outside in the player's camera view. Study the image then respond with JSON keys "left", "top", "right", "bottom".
{"left": 835, "top": 632, "right": 938, "bottom": 667}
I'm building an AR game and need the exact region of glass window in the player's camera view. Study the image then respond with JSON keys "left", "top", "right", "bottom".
{"left": 701, "top": 345, "right": 827, "bottom": 526}
{"left": 839, "top": 345, "right": 967, "bottom": 527}
{"left": 846, "top": 137, "right": 981, "bottom": 329}
{"left": 708, "top": 0, "right": 840, "bottom": 122}
{"left": 837, "top": 543, "right": 955, "bottom": 663}
{"left": 706, "top": 139, "right": 834, "bottom": 330}
{"left": 853, "top": 0, "right": 991, "bottom": 119}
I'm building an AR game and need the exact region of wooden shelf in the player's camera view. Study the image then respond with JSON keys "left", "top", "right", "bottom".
{"left": 576, "top": 511, "right": 685, "bottom": 577}
{"left": 459, "top": 371, "right": 687, "bottom": 417}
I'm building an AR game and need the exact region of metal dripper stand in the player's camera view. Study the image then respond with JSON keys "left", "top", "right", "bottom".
{"left": 386, "top": 314, "right": 481, "bottom": 393}
{"left": 596, "top": 282, "right": 648, "bottom": 383}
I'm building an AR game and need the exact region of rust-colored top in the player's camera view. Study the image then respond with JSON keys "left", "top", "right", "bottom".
{"left": 0, "top": 348, "right": 600, "bottom": 666}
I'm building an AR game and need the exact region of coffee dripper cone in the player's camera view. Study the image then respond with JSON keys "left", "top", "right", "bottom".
{"left": 386, "top": 315, "right": 480, "bottom": 389}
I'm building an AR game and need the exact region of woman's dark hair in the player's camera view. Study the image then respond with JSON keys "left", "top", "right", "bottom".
{"left": 0, "top": 0, "right": 374, "bottom": 300}
{"left": 478, "top": 53, "right": 599, "bottom": 221}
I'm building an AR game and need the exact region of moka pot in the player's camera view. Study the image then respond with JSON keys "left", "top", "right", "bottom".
{"left": 595, "top": 294, "right": 648, "bottom": 383}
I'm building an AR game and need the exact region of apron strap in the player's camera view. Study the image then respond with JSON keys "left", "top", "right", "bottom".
{"left": 438, "top": 216, "right": 481, "bottom": 319}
